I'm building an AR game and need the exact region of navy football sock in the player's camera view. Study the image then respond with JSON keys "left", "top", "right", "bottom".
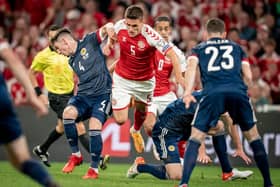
{"left": 137, "top": 164, "right": 167, "bottom": 179}
{"left": 212, "top": 134, "right": 232, "bottom": 173}
{"left": 21, "top": 160, "right": 53, "bottom": 187}
{"left": 40, "top": 129, "right": 63, "bottom": 153}
{"left": 78, "top": 134, "right": 90, "bottom": 152}
{"left": 250, "top": 139, "right": 273, "bottom": 187}
{"left": 89, "top": 130, "right": 102, "bottom": 169}
{"left": 180, "top": 139, "right": 200, "bottom": 185}
{"left": 63, "top": 119, "right": 79, "bottom": 153}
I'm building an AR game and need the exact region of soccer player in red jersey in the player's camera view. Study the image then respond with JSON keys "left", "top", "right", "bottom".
{"left": 106, "top": 5, "right": 185, "bottom": 153}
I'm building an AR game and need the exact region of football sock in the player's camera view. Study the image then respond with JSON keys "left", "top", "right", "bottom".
{"left": 180, "top": 139, "right": 200, "bottom": 185}
{"left": 78, "top": 134, "right": 90, "bottom": 152}
{"left": 133, "top": 109, "right": 146, "bottom": 131}
{"left": 212, "top": 134, "right": 232, "bottom": 173}
{"left": 177, "top": 140, "right": 187, "bottom": 159}
{"left": 137, "top": 164, "right": 168, "bottom": 179}
{"left": 89, "top": 129, "right": 102, "bottom": 170}
{"left": 63, "top": 119, "right": 79, "bottom": 153}
{"left": 250, "top": 139, "right": 273, "bottom": 187}
{"left": 40, "top": 129, "right": 63, "bottom": 153}
{"left": 21, "top": 160, "right": 53, "bottom": 187}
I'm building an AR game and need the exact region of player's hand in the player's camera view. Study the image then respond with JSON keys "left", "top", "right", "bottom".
{"left": 28, "top": 96, "right": 48, "bottom": 117}
{"left": 197, "top": 152, "right": 212, "bottom": 164}
{"left": 232, "top": 149, "right": 252, "bottom": 165}
{"left": 105, "top": 23, "right": 117, "bottom": 41}
{"left": 183, "top": 93, "right": 196, "bottom": 109}
{"left": 102, "top": 44, "right": 112, "bottom": 56}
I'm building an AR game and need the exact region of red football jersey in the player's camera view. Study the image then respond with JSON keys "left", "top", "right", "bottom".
{"left": 153, "top": 50, "right": 173, "bottom": 96}
{"left": 114, "top": 19, "right": 172, "bottom": 81}
{"left": 154, "top": 44, "right": 186, "bottom": 96}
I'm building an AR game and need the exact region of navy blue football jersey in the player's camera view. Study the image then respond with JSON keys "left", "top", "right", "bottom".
{"left": 157, "top": 91, "right": 203, "bottom": 140}
{"left": 69, "top": 31, "right": 112, "bottom": 97}
{"left": 191, "top": 38, "right": 248, "bottom": 95}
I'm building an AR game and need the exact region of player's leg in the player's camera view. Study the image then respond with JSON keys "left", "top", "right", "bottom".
{"left": 5, "top": 136, "right": 59, "bottom": 187}
{"left": 211, "top": 117, "right": 253, "bottom": 181}
{"left": 83, "top": 117, "right": 102, "bottom": 179}
{"left": 180, "top": 127, "right": 206, "bottom": 186}
{"left": 243, "top": 125, "right": 273, "bottom": 187}
{"left": 34, "top": 119, "right": 64, "bottom": 166}
{"left": 130, "top": 101, "right": 146, "bottom": 153}
{"left": 62, "top": 98, "right": 83, "bottom": 173}
{"left": 227, "top": 94, "right": 273, "bottom": 187}
{"left": 143, "top": 99, "right": 158, "bottom": 136}
{"left": 180, "top": 94, "right": 221, "bottom": 186}
{"left": 129, "top": 122, "right": 180, "bottom": 180}
{"left": 33, "top": 93, "right": 68, "bottom": 167}
{"left": 130, "top": 77, "right": 154, "bottom": 153}
{"left": 143, "top": 112, "right": 156, "bottom": 136}
{"left": 111, "top": 72, "right": 132, "bottom": 125}
{"left": 83, "top": 93, "right": 111, "bottom": 179}
{"left": 76, "top": 121, "right": 90, "bottom": 152}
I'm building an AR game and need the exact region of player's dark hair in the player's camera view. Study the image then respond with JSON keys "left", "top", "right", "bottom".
{"left": 125, "top": 5, "right": 143, "bottom": 20}
{"left": 50, "top": 27, "right": 72, "bottom": 44}
{"left": 206, "top": 18, "right": 225, "bottom": 34}
{"left": 154, "top": 16, "right": 171, "bottom": 26}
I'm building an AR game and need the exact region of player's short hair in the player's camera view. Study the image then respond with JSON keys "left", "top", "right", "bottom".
{"left": 125, "top": 5, "right": 143, "bottom": 20}
{"left": 206, "top": 18, "right": 225, "bottom": 34}
{"left": 154, "top": 16, "right": 171, "bottom": 26}
{"left": 50, "top": 27, "right": 72, "bottom": 44}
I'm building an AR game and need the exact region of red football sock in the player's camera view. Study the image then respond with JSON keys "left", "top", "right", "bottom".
{"left": 178, "top": 140, "right": 187, "bottom": 158}
{"left": 133, "top": 109, "right": 146, "bottom": 131}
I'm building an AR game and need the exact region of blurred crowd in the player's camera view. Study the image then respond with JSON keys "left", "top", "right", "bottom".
{"left": 0, "top": 0, "right": 280, "bottom": 108}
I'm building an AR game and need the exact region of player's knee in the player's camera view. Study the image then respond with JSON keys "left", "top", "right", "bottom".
{"left": 243, "top": 125, "right": 260, "bottom": 142}
{"left": 113, "top": 115, "right": 127, "bottom": 125}
{"left": 63, "top": 106, "right": 78, "bottom": 119}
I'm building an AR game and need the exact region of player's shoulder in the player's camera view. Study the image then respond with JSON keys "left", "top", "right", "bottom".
{"left": 142, "top": 24, "right": 157, "bottom": 35}
{"left": 114, "top": 19, "right": 126, "bottom": 33}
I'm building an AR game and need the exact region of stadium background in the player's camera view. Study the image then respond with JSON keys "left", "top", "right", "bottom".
{"left": 0, "top": 0, "right": 280, "bottom": 168}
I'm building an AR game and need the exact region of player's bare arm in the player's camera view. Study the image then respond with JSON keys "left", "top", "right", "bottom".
{"left": 241, "top": 61, "right": 253, "bottom": 88}
{"left": 183, "top": 56, "right": 198, "bottom": 108}
{"left": 220, "top": 113, "right": 252, "bottom": 165}
{"left": 1, "top": 47, "right": 48, "bottom": 116}
{"left": 166, "top": 49, "right": 185, "bottom": 88}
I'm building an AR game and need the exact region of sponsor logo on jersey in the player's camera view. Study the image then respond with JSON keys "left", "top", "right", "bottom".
{"left": 80, "top": 48, "right": 89, "bottom": 60}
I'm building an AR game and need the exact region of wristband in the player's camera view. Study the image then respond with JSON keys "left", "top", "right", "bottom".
{"left": 34, "top": 86, "right": 42, "bottom": 96}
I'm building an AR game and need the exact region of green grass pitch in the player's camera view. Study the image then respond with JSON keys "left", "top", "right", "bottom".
{"left": 0, "top": 161, "right": 279, "bottom": 187}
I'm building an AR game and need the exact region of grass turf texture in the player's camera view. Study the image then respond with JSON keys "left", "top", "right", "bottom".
{"left": 0, "top": 161, "right": 279, "bottom": 187}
